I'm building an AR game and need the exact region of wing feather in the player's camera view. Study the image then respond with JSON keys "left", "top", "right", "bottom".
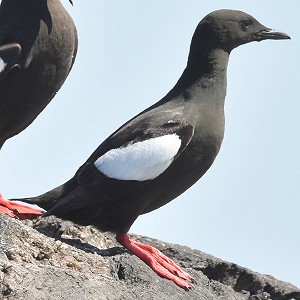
{"left": 94, "top": 134, "right": 182, "bottom": 181}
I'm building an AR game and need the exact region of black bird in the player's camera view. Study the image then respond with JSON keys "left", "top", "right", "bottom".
{"left": 8, "top": 10, "right": 290, "bottom": 289}
{"left": 0, "top": 0, "right": 77, "bottom": 219}
{"left": 0, "top": 0, "right": 77, "bottom": 149}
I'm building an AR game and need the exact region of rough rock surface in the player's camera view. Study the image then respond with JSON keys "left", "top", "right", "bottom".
{"left": 0, "top": 214, "right": 299, "bottom": 300}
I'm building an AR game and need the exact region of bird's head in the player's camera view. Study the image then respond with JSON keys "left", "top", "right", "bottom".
{"left": 193, "top": 9, "right": 290, "bottom": 53}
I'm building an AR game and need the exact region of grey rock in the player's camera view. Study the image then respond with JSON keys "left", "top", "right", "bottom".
{"left": 0, "top": 214, "right": 299, "bottom": 300}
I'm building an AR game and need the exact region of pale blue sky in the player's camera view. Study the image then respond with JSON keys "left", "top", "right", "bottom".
{"left": 1, "top": 1, "right": 299, "bottom": 288}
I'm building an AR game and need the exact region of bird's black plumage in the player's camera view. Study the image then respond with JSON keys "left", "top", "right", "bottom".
{"left": 0, "top": 0, "right": 77, "bottom": 149}
{"left": 11, "top": 9, "right": 290, "bottom": 288}
{"left": 13, "top": 9, "right": 290, "bottom": 232}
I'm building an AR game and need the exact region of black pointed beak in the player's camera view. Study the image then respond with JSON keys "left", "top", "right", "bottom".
{"left": 69, "top": 0, "right": 74, "bottom": 5}
{"left": 257, "top": 28, "right": 291, "bottom": 40}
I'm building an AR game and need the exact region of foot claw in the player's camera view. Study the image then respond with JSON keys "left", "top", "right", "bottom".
{"left": 183, "top": 286, "right": 190, "bottom": 291}
{"left": 183, "top": 285, "right": 192, "bottom": 291}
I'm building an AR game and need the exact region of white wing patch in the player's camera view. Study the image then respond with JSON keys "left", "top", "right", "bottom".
{"left": 0, "top": 57, "right": 7, "bottom": 74}
{"left": 94, "top": 134, "right": 181, "bottom": 181}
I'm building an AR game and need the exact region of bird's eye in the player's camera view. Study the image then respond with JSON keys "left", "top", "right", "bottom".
{"left": 241, "top": 20, "right": 251, "bottom": 30}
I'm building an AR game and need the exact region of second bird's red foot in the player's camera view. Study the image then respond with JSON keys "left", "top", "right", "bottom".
{"left": 0, "top": 194, "right": 43, "bottom": 220}
{"left": 116, "top": 233, "right": 194, "bottom": 290}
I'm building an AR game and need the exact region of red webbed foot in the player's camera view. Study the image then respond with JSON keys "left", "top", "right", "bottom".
{"left": 116, "top": 233, "right": 194, "bottom": 290}
{"left": 0, "top": 194, "right": 43, "bottom": 220}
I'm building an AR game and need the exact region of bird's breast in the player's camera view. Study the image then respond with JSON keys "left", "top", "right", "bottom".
{"left": 140, "top": 106, "right": 225, "bottom": 214}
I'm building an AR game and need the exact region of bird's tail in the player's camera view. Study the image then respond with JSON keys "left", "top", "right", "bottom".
{"left": 10, "top": 177, "right": 78, "bottom": 212}
{"left": 11, "top": 177, "right": 107, "bottom": 228}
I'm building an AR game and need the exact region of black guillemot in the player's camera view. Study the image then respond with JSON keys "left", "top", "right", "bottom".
{"left": 4, "top": 10, "right": 290, "bottom": 289}
{"left": 0, "top": 0, "right": 77, "bottom": 221}
{"left": 0, "top": 0, "right": 77, "bottom": 149}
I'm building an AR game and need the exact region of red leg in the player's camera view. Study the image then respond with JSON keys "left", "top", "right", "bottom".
{"left": 116, "top": 233, "right": 194, "bottom": 290}
{"left": 0, "top": 194, "right": 43, "bottom": 219}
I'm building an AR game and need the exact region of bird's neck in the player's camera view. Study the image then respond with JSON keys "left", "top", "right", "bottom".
{"left": 187, "top": 48, "right": 230, "bottom": 81}
{"left": 163, "top": 48, "right": 230, "bottom": 102}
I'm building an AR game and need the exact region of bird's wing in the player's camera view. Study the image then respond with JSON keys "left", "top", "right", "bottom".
{"left": 0, "top": 42, "right": 21, "bottom": 80}
{"left": 79, "top": 119, "right": 194, "bottom": 184}
{"left": 37, "top": 119, "right": 194, "bottom": 222}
